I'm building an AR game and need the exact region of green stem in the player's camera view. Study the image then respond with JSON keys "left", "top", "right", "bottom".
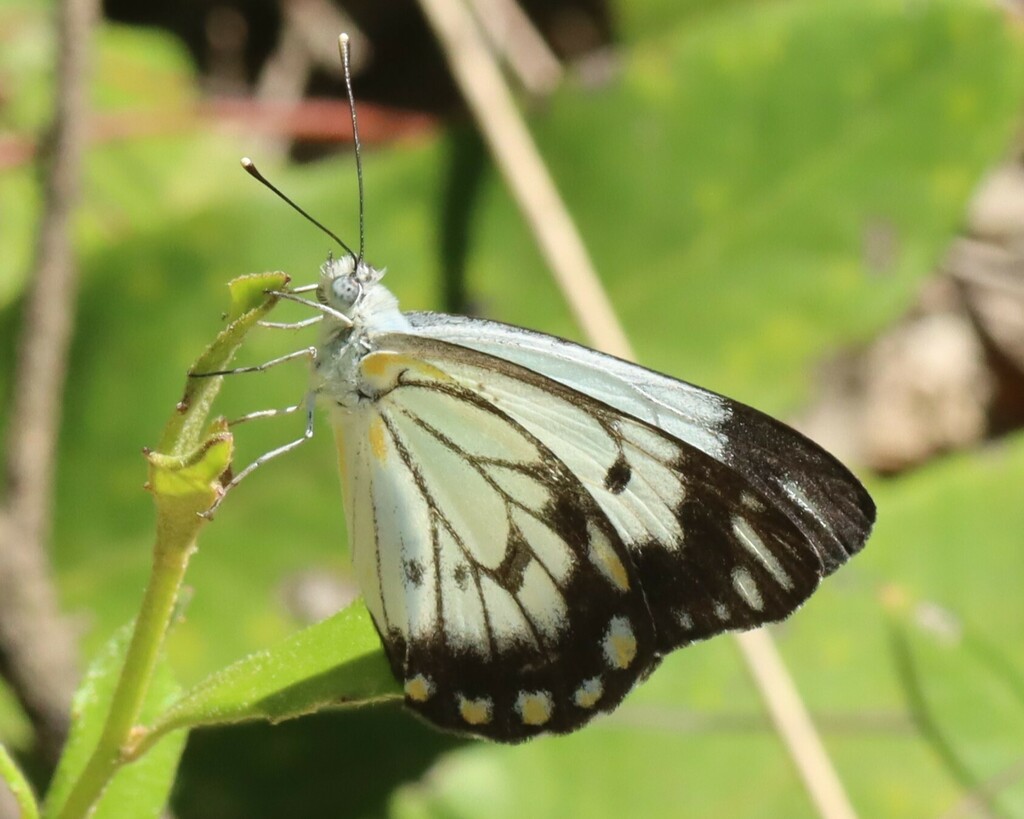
{"left": 48, "top": 274, "right": 282, "bottom": 817}
{"left": 54, "top": 503, "right": 204, "bottom": 819}
{"left": 1, "top": 741, "right": 40, "bottom": 819}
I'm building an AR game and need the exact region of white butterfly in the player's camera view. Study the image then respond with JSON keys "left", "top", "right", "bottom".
{"left": 290, "top": 251, "right": 875, "bottom": 742}
{"left": 223, "top": 37, "right": 872, "bottom": 739}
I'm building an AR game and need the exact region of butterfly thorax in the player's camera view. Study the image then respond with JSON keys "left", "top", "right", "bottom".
{"left": 311, "top": 254, "right": 412, "bottom": 410}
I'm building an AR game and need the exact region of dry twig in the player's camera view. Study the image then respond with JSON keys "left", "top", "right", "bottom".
{"left": 0, "top": 0, "right": 99, "bottom": 770}
{"left": 465, "top": 0, "right": 563, "bottom": 96}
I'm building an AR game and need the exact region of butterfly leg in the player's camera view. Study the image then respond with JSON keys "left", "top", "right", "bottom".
{"left": 258, "top": 316, "right": 323, "bottom": 331}
{"left": 189, "top": 346, "right": 316, "bottom": 378}
{"left": 228, "top": 403, "right": 302, "bottom": 426}
{"left": 258, "top": 281, "right": 321, "bottom": 328}
{"left": 201, "top": 392, "right": 316, "bottom": 519}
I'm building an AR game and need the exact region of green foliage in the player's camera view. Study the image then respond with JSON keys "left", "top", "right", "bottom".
{"left": 149, "top": 602, "right": 399, "bottom": 739}
{"left": 888, "top": 610, "right": 1024, "bottom": 817}
{"left": 1, "top": 0, "right": 1023, "bottom": 815}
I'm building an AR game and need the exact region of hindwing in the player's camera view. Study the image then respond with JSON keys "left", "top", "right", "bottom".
{"left": 333, "top": 353, "right": 657, "bottom": 740}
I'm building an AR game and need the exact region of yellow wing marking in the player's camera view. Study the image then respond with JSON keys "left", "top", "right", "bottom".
{"left": 360, "top": 351, "right": 452, "bottom": 389}
{"left": 368, "top": 416, "right": 388, "bottom": 462}
{"left": 404, "top": 674, "right": 433, "bottom": 702}
{"left": 517, "top": 691, "right": 553, "bottom": 726}
{"left": 588, "top": 525, "right": 630, "bottom": 591}
{"left": 458, "top": 696, "right": 493, "bottom": 725}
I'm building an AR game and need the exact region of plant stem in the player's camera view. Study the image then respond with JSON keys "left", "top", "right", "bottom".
{"left": 47, "top": 274, "right": 281, "bottom": 817}
{"left": 1, "top": 741, "right": 40, "bottom": 819}
{"left": 53, "top": 497, "right": 206, "bottom": 819}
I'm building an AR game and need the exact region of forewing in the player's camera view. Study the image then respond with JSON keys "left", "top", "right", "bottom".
{"left": 377, "top": 330, "right": 874, "bottom": 654}
{"left": 330, "top": 352, "right": 658, "bottom": 741}
{"left": 405, "top": 312, "right": 875, "bottom": 574}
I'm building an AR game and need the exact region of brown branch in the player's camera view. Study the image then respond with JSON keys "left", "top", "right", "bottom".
{"left": 0, "top": 0, "right": 99, "bottom": 769}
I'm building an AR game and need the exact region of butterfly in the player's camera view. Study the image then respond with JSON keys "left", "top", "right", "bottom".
{"left": 284, "top": 250, "right": 875, "bottom": 743}
{"left": 222, "top": 34, "right": 874, "bottom": 743}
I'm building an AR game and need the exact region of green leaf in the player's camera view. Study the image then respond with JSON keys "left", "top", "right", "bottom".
{"left": 43, "top": 626, "right": 186, "bottom": 819}
{"left": 888, "top": 612, "right": 1024, "bottom": 817}
{"left": 145, "top": 601, "right": 399, "bottom": 741}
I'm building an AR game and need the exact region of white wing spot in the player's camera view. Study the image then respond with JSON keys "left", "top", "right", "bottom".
{"left": 404, "top": 674, "right": 434, "bottom": 702}
{"left": 732, "top": 567, "right": 764, "bottom": 610}
{"left": 458, "top": 694, "right": 493, "bottom": 726}
{"left": 516, "top": 690, "right": 554, "bottom": 726}
{"left": 783, "top": 479, "right": 830, "bottom": 530}
{"left": 515, "top": 559, "right": 569, "bottom": 642}
{"left": 713, "top": 601, "right": 730, "bottom": 621}
{"left": 603, "top": 616, "right": 638, "bottom": 669}
{"left": 676, "top": 609, "right": 693, "bottom": 630}
{"left": 574, "top": 677, "right": 604, "bottom": 709}
{"left": 732, "top": 515, "right": 793, "bottom": 590}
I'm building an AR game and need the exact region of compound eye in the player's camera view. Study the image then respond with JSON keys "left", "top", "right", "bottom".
{"left": 331, "top": 276, "right": 361, "bottom": 309}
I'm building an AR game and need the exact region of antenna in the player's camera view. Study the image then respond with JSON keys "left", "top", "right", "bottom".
{"left": 240, "top": 157, "right": 355, "bottom": 256}
{"left": 338, "top": 33, "right": 365, "bottom": 263}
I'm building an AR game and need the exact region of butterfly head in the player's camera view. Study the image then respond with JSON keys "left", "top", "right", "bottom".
{"left": 317, "top": 253, "right": 387, "bottom": 314}
{"left": 315, "top": 252, "right": 404, "bottom": 336}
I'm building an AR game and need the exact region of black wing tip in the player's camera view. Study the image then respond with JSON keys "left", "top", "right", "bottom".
{"left": 819, "top": 474, "right": 876, "bottom": 574}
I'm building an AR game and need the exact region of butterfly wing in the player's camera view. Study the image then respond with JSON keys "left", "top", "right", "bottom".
{"left": 405, "top": 312, "right": 875, "bottom": 575}
{"left": 333, "top": 350, "right": 658, "bottom": 741}
{"left": 333, "top": 321, "right": 873, "bottom": 741}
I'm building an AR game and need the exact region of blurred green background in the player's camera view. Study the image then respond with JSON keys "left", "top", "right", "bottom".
{"left": 3, "top": 0, "right": 1024, "bottom": 815}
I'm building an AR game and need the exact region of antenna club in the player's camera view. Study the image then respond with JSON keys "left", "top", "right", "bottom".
{"left": 339, "top": 32, "right": 349, "bottom": 47}
{"left": 238, "top": 154, "right": 354, "bottom": 256}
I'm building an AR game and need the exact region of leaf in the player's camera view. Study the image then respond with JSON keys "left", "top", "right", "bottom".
{"left": 145, "top": 601, "right": 399, "bottom": 740}
{"left": 886, "top": 588, "right": 1024, "bottom": 815}
{"left": 43, "top": 626, "right": 186, "bottom": 819}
